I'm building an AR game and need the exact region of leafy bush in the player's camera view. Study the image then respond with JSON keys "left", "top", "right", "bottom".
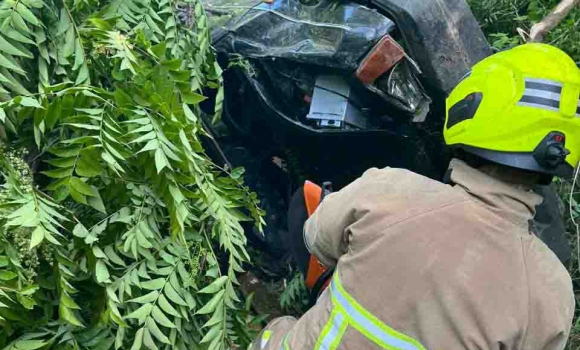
{"left": 279, "top": 272, "right": 308, "bottom": 315}
{"left": 0, "top": 0, "right": 265, "bottom": 349}
{"left": 469, "top": 0, "right": 580, "bottom": 59}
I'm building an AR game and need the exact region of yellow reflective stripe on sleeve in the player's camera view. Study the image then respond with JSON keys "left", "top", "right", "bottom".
{"left": 279, "top": 334, "right": 291, "bottom": 350}
{"left": 314, "top": 308, "right": 348, "bottom": 350}
{"left": 261, "top": 330, "right": 272, "bottom": 349}
{"left": 329, "top": 272, "right": 426, "bottom": 350}
{"left": 329, "top": 309, "right": 348, "bottom": 350}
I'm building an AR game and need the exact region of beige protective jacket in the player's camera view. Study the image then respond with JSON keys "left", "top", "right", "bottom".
{"left": 252, "top": 160, "right": 574, "bottom": 350}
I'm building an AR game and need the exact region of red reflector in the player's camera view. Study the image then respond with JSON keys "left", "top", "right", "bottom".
{"left": 356, "top": 35, "right": 405, "bottom": 85}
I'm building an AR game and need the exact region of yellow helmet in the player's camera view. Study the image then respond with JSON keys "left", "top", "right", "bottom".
{"left": 445, "top": 43, "right": 580, "bottom": 178}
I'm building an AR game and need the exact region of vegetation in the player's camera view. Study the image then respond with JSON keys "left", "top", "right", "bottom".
{"left": 469, "top": 0, "right": 580, "bottom": 348}
{"left": 469, "top": 0, "right": 580, "bottom": 59}
{"left": 0, "top": 0, "right": 265, "bottom": 350}
{"left": 279, "top": 272, "right": 308, "bottom": 316}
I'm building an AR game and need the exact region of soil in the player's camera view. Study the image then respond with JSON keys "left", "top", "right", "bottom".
{"left": 240, "top": 272, "right": 286, "bottom": 320}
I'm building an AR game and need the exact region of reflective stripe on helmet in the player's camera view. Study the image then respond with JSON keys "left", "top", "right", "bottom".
{"left": 312, "top": 271, "right": 426, "bottom": 350}
{"left": 518, "top": 96, "right": 560, "bottom": 111}
{"left": 518, "top": 78, "right": 563, "bottom": 112}
{"left": 525, "top": 78, "right": 563, "bottom": 92}
{"left": 523, "top": 88, "right": 561, "bottom": 101}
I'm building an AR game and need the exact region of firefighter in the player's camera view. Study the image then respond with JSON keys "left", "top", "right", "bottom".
{"left": 252, "top": 43, "right": 578, "bottom": 350}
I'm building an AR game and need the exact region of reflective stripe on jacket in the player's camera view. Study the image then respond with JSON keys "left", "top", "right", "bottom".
{"left": 314, "top": 271, "right": 426, "bottom": 350}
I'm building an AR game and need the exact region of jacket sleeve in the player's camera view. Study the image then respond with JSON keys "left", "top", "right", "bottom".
{"left": 302, "top": 168, "right": 404, "bottom": 267}
{"left": 523, "top": 238, "right": 574, "bottom": 350}
{"left": 302, "top": 183, "right": 359, "bottom": 267}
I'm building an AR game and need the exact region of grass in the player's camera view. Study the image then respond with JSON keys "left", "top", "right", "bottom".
{"left": 468, "top": 1, "right": 580, "bottom": 347}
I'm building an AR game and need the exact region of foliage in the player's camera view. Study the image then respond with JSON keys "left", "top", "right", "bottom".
{"left": 226, "top": 55, "right": 255, "bottom": 78}
{"left": 468, "top": 0, "right": 580, "bottom": 60}
{"left": 488, "top": 32, "right": 525, "bottom": 51}
{"left": 279, "top": 272, "right": 308, "bottom": 315}
{"left": 0, "top": 0, "right": 266, "bottom": 348}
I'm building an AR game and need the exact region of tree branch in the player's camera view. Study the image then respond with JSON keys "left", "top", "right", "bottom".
{"left": 530, "top": 0, "right": 580, "bottom": 42}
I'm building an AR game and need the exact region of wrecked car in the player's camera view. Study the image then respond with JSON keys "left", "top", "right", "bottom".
{"left": 200, "top": 0, "right": 570, "bottom": 275}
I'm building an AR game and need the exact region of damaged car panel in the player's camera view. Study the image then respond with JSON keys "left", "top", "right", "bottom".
{"left": 206, "top": 0, "right": 491, "bottom": 132}
{"left": 208, "top": 0, "right": 395, "bottom": 69}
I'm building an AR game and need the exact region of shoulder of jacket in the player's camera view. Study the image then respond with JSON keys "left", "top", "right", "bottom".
{"left": 362, "top": 167, "right": 415, "bottom": 177}
{"left": 523, "top": 235, "right": 573, "bottom": 297}
{"left": 521, "top": 235, "right": 574, "bottom": 348}
{"left": 361, "top": 167, "right": 437, "bottom": 184}
{"left": 360, "top": 167, "right": 450, "bottom": 193}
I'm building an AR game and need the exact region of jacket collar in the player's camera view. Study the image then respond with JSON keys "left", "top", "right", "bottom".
{"left": 448, "top": 159, "right": 543, "bottom": 228}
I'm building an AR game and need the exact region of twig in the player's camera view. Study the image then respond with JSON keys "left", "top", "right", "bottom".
{"left": 516, "top": 27, "right": 530, "bottom": 42}
{"left": 569, "top": 163, "right": 580, "bottom": 273}
{"left": 530, "top": 0, "right": 580, "bottom": 42}
{"left": 200, "top": 117, "right": 232, "bottom": 170}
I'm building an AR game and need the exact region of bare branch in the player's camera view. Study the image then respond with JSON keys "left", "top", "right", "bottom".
{"left": 530, "top": 0, "right": 580, "bottom": 42}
